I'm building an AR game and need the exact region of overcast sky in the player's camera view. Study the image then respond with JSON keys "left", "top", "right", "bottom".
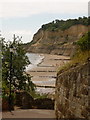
{"left": 0, "top": 0, "right": 89, "bottom": 43}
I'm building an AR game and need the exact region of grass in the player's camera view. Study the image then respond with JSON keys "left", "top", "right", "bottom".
{"left": 57, "top": 50, "right": 90, "bottom": 75}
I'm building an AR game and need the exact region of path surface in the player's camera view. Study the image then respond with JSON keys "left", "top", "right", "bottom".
{"left": 2, "top": 109, "right": 56, "bottom": 119}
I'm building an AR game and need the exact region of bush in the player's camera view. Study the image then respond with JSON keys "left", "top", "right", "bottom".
{"left": 57, "top": 50, "right": 90, "bottom": 75}
{"left": 76, "top": 32, "right": 90, "bottom": 51}
{"left": 41, "top": 17, "right": 90, "bottom": 31}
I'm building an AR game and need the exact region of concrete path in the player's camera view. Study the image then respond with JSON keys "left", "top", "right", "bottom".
{"left": 2, "top": 109, "right": 56, "bottom": 119}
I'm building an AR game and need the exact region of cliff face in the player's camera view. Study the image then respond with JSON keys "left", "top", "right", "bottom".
{"left": 27, "top": 24, "right": 89, "bottom": 56}
{"left": 55, "top": 61, "right": 90, "bottom": 119}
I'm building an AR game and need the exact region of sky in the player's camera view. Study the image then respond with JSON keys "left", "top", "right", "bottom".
{"left": 0, "top": 0, "right": 89, "bottom": 43}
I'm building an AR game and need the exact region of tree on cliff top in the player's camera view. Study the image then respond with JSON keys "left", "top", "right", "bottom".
{"left": 41, "top": 16, "right": 89, "bottom": 31}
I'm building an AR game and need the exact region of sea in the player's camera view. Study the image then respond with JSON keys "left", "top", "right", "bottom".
{"left": 26, "top": 53, "right": 44, "bottom": 70}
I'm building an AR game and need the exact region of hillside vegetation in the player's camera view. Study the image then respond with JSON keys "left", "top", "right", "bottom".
{"left": 41, "top": 17, "right": 90, "bottom": 31}
{"left": 57, "top": 31, "right": 90, "bottom": 75}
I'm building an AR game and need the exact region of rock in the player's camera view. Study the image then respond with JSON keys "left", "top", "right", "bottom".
{"left": 25, "top": 25, "right": 89, "bottom": 56}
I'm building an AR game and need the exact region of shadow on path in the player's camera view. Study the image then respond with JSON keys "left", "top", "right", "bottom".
{"left": 2, "top": 109, "right": 56, "bottom": 119}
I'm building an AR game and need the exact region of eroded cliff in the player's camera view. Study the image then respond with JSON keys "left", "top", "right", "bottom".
{"left": 26, "top": 24, "right": 89, "bottom": 56}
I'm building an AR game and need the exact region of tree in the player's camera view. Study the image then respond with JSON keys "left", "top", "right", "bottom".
{"left": 41, "top": 17, "right": 89, "bottom": 31}
{"left": 2, "top": 35, "right": 35, "bottom": 92}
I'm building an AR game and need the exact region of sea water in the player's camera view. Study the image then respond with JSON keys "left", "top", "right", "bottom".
{"left": 26, "top": 53, "right": 44, "bottom": 71}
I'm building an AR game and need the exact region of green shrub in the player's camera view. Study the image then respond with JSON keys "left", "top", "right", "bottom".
{"left": 30, "top": 90, "right": 48, "bottom": 99}
{"left": 57, "top": 50, "right": 90, "bottom": 75}
{"left": 76, "top": 32, "right": 90, "bottom": 51}
{"left": 41, "top": 17, "right": 90, "bottom": 31}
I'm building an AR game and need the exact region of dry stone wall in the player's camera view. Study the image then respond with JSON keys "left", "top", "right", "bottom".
{"left": 55, "top": 61, "right": 90, "bottom": 119}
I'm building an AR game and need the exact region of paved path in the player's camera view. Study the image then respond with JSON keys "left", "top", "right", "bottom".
{"left": 2, "top": 109, "right": 56, "bottom": 119}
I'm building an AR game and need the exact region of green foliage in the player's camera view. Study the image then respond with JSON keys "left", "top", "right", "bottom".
{"left": 58, "top": 30, "right": 90, "bottom": 74}
{"left": 76, "top": 32, "right": 90, "bottom": 51}
{"left": 30, "top": 90, "right": 48, "bottom": 99}
{"left": 1, "top": 35, "right": 35, "bottom": 92}
{"left": 41, "top": 16, "right": 90, "bottom": 31}
{"left": 57, "top": 31, "right": 90, "bottom": 75}
{"left": 57, "top": 50, "right": 90, "bottom": 75}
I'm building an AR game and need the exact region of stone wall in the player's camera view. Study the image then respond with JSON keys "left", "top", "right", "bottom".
{"left": 55, "top": 61, "right": 90, "bottom": 119}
